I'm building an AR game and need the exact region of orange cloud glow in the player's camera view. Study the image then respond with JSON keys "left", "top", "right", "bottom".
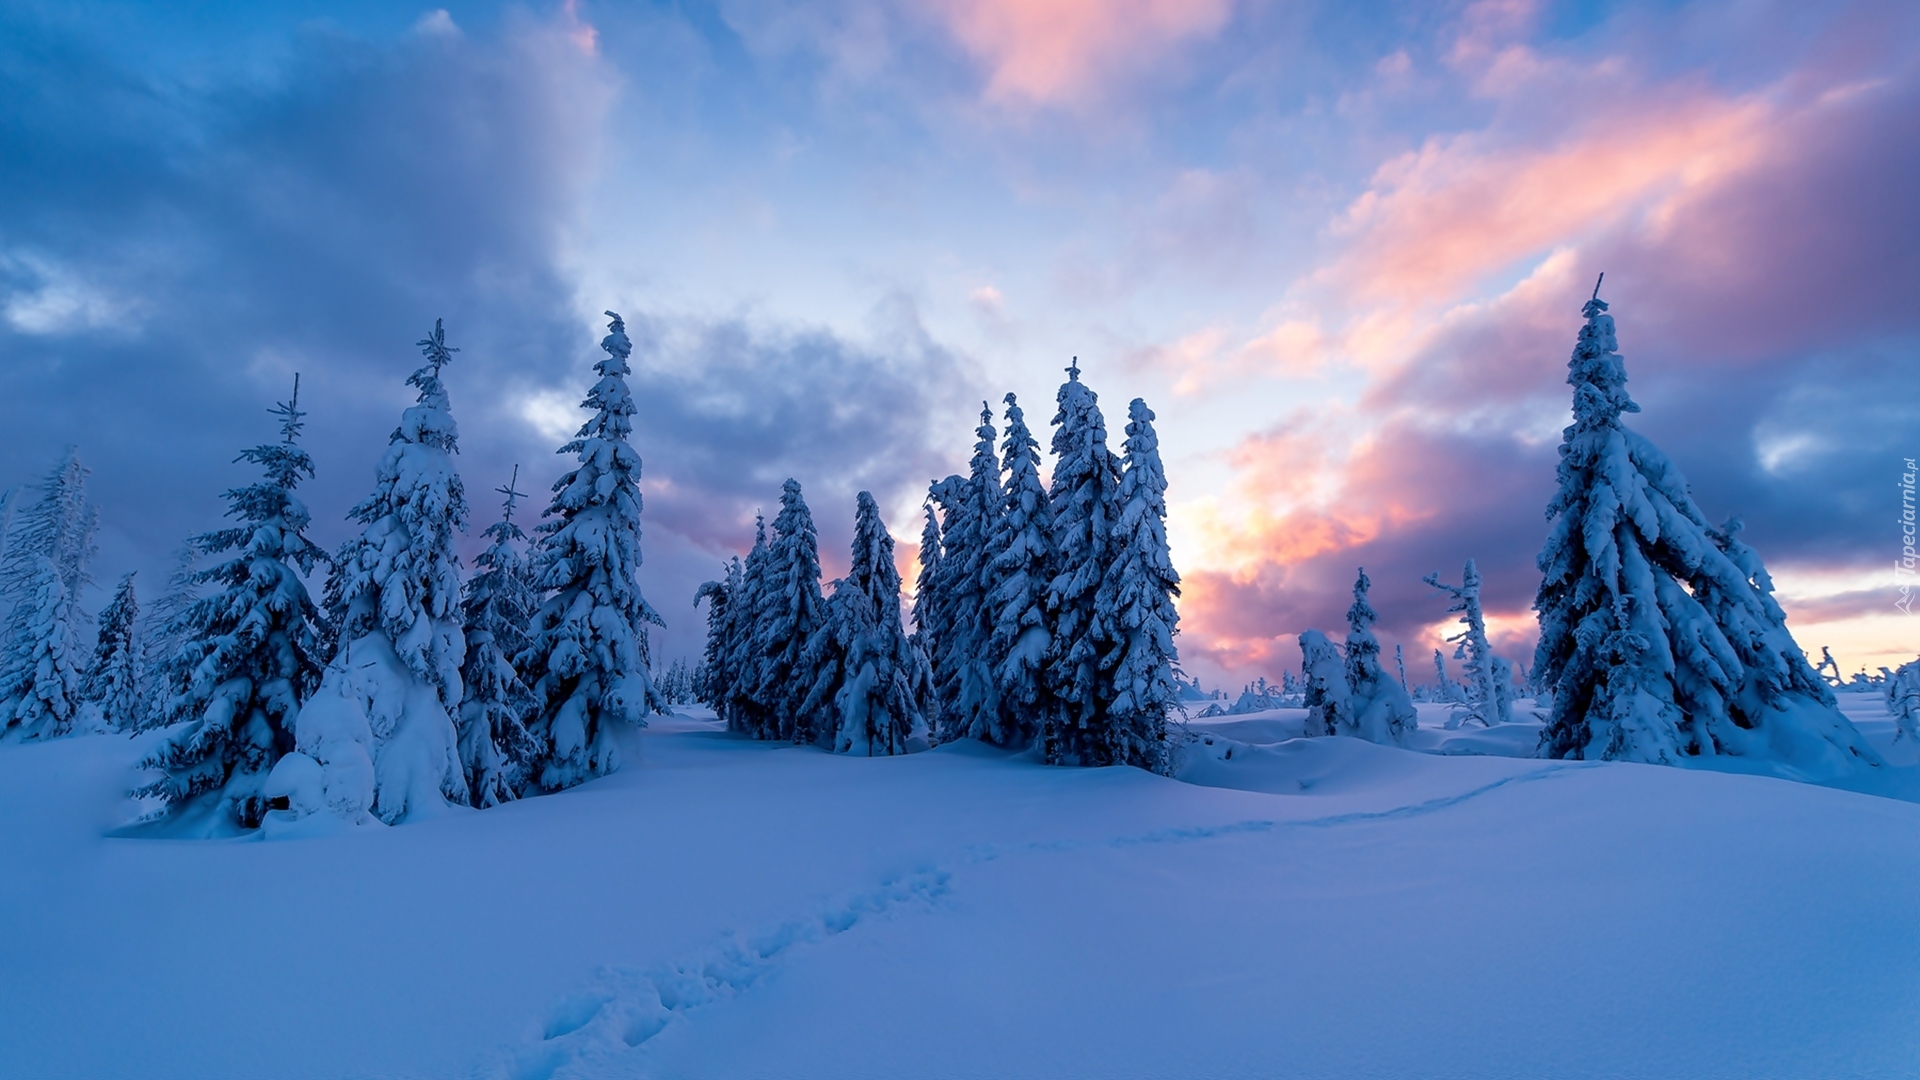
{"left": 1324, "top": 90, "right": 1773, "bottom": 306}
{"left": 929, "top": 0, "right": 1234, "bottom": 106}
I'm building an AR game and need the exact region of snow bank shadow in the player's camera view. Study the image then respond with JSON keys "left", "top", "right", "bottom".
{"left": 487, "top": 868, "right": 951, "bottom": 1080}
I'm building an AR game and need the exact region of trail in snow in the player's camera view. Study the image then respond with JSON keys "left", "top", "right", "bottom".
{"left": 490, "top": 762, "right": 1580, "bottom": 1080}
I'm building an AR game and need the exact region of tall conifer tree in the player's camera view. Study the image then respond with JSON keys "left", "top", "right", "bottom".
{"left": 300, "top": 319, "right": 470, "bottom": 822}
{"left": 1533, "top": 282, "right": 1877, "bottom": 773}
{"left": 758, "top": 479, "right": 828, "bottom": 744}
{"left": 138, "top": 378, "right": 326, "bottom": 832}
{"left": 456, "top": 468, "right": 538, "bottom": 807}
{"left": 82, "top": 572, "right": 143, "bottom": 732}
{"left": 1043, "top": 360, "right": 1123, "bottom": 765}
{"left": 985, "top": 392, "right": 1054, "bottom": 747}
{"left": 521, "top": 312, "right": 667, "bottom": 791}
{"left": 1098, "top": 398, "right": 1179, "bottom": 772}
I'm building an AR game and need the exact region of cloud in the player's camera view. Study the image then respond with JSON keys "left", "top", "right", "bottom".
{"left": 616, "top": 299, "right": 974, "bottom": 558}
{"left": 927, "top": 0, "right": 1236, "bottom": 106}
{"left": 1321, "top": 88, "right": 1771, "bottom": 308}
{"left": 1176, "top": 51, "right": 1920, "bottom": 683}
{"left": 0, "top": 6, "right": 978, "bottom": 650}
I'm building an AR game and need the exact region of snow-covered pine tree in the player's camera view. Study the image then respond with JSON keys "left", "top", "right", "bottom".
{"left": 0, "top": 446, "right": 97, "bottom": 726}
{"left": 985, "top": 392, "right": 1054, "bottom": 748}
{"left": 454, "top": 468, "right": 538, "bottom": 808}
{"left": 1532, "top": 284, "right": 1877, "bottom": 774}
{"left": 1424, "top": 560, "right": 1509, "bottom": 729}
{"left": 4, "top": 557, "right": 84, "bottom": 740}
{"left": 937, "top": 404, "right": 1001, "bottom": 743}
{"left": 520, "top": 311, "right": 668, "bottom": 791}
{"left": 137, "top": 377, "right": 326, "bottom": 832}
{"left": 1043, "top": 359, "right": 1123, "bottom": 766}
{"left": 800, "top": 576, "right": 854, "bottom": 745}
{"left": 909, "top": 497, "right": 944, "bottom": 732}
{"left": 921, "top": 475, "right": 964, "bottom": 735}
{"left": 757, "top": 479, "right": 829, "bottom": 744}
{"left": 694, "top": 558, "right": 741, "bottom": 722}
{"left": 1097, "top": 398, "right": 1180, "bottom": 773}
{"left": 726, "top": 516, "right": 774, "bottom": 737}
{"left": 81, "top": 572, "right": 142, "bottom": 732}
{"left": 297, "top": 319, "right": 470, "bottom": 824}
{"left": 1342, "top": 568, "right": 1417, "bottom": 744}
{"left": 139, "top": 544, "right": 202, "bottom": 731}
{"left": 829, "top": 492, "right": 923, "bottom": 755}
{"left": 1299, "top": 629, "right": 1350, "bottom": 737}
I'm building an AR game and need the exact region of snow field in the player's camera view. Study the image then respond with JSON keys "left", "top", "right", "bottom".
{"left": 3, "top": 699, "right": 1919, "bottom": 1079}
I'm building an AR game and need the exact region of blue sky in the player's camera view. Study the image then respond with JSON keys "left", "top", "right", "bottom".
{"left": 2, "top": 0, "right": 1915, "bottom": 682}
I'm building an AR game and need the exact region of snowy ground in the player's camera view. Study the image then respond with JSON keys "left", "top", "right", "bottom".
{"left": 3, "top": 695, "right": 1919, "bottom": 1079}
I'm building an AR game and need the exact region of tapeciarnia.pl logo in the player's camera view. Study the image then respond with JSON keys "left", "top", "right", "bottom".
{"left": 1899, "top": 457, "right": 1916, "bottom": 615}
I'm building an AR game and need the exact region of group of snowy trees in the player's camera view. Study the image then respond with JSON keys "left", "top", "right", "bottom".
{"left": 0, "top": 279, "right": 1892, "bottom": 825}
{"left": 695, "top": 361, "right": 1183, "bottom": 773}
{"left": 696, "top": 482, "right": 925, "bottom": 756}
{"left": 917, "top": 365, "right": 1180, "bottom": 772}
{"left": 51, "top": 311, "right": 673, "bottom": 834}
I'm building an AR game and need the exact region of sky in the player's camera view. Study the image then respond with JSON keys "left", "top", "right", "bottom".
{"left": 1, "top": 0, "right": 1915, "bottom": 688}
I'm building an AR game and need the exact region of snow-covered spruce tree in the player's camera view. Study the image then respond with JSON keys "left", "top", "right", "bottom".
{"left": 757, "top": 479, "right": 829, "bottom": 744}
{"left": 909, "top": 497, "right": 944, "bottom": 730}
{"left": 137, "top": 379, "right": 326, "bottom": 832}
{"left": 1043, "top": 360, "right": 1124, "bottom": 766}
{"left": 1096, "top": 398, "right": 1180, "bottom": 773}
{"left": 920, "top": 476, "right": 963, "bottom": 734}
{"left": 295, "top": 319, "right": 470, "bottom": 824}
{"left": 5, "top": 557, "right": 85, "bottom": 740}
{"left": 1425, "top": 560, "right": 1509, "bottom": 729}
{"left": 1533, "top": 285, "right": 1877, "bottom": 773}
{"left": 800, "top": 579, "right": 854, "bottom": 740}
{"left": 81, "top": 572, "right": 142, "bottom": 732}
{"left": 934, "top": 404, "right": 1001, "bottom": 743}
{"left": 139, "top": 545, "right": 202, "bottom": 731}
{"left": 726, "top": 516, "right": 774, "bottom": 737}
{"left": 1299, "top": 629, "right": 1351, "bottom": 737}
{"left": 520, "top": 311, "right": 667, "bottom": 791}
{"left": 829, "top": 492, "right": 924, "bottom": 755}
{"left": 454, "top": 469, "right": 539, "bottom": 808}
{"left": 0, "top": 446, "right": 97, "bottom": 726}
{"left": 984, "top": 392, "right": 1054, "bottom": 748}
{"left": 693, "top": 557, "right": 742, "bottom": 722}
{"left": 1342, "top": 568, "right": 1416, "bottom": 744}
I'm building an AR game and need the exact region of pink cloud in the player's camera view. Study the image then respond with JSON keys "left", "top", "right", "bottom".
{"left": 928, "top": 0, "right": 1235, "bottom": 106}
{"left": 1323, "top": 88, "right": 1773, "bottom": 307}
{"left": 1174, "top": 57, "right": 1920, "bottom": 685}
